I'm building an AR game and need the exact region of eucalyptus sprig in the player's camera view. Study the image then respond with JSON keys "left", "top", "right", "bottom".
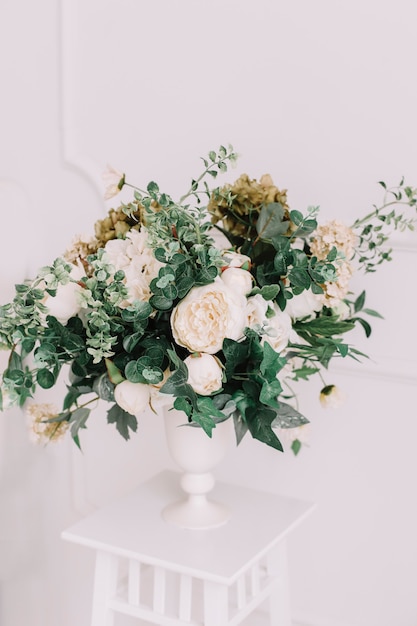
{"left": 352, "top": 179, "right": 417, "bottom": 272}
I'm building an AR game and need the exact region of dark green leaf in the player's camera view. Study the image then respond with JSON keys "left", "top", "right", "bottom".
{"left": 107, "top": 404, "right": 138, "bottom": 440}
{"left": 37, "top": 368, "right": 56, "bottom": 389}
{"left": 272, "top": 402, "right": 309, "bottom": 429}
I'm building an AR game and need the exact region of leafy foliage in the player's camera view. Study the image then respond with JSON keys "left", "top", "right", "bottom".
{"left": 1, "top": 145, "right": 414, "bottom": 454}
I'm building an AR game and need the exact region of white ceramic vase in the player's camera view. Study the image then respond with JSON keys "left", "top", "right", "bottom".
{"left": 162, "top": 405, "right": 235, "bottom": 530}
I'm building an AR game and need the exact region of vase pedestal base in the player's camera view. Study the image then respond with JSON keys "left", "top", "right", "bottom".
{"left": 162, "top": 495, "right": 230, "bottom": 530}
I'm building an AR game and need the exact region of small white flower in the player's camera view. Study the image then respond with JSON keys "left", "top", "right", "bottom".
{"left": 319, "top": 384, "right": 346, "bottom": 409}
{"left": 114, "top": 380, "right": 150, "bottom": 417}
{"left": 184, "top": 353, "right": 223, "bottom": 396}
{"left": 220, "top": 267, "right": 253, "bottom": 297}
{"left": 102, "top": 165, "right": 125, "bottom": 201}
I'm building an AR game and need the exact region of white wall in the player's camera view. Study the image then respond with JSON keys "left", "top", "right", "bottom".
{"left": 1, "top": 1, "right": 416, "bottom": 625}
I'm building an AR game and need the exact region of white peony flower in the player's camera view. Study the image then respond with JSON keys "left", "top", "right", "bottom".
{"left": 114, "top": 380, "right": 150, "bottom": 416}
{"left": 284, "top": 289, "right": 323, "bottom": 320}
{"left": 43, "top": 262, "right": 84, "bottom": 325}
{"left": 104, "top": 227, "right": 164, "bottom": 305}
{"left": 102, "top": 165, "right": 125, "bottom": 200}
{"left": 184, "top": 353, "right": 223, "bottom": 396}
{"left": 262, "top": 304, "right": 293, "bottom": 353}
{"left": 319, "top": 384, "right": 346, "bottom": 409}
{"left": 171, "top": 278, "right": 247, "bottom": 354}
{"left": 220, "top": 267, "right": 253, "bottom": 297}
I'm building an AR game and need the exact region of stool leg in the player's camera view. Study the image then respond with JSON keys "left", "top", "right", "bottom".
{"left": 91, "top": 550, "right": 119, "bottom": 626}
{"left": 267, "top": 541, "right": 291, "bottom": 626}
{"left": 203, "top": 580, "right": 229, "bottom": 626}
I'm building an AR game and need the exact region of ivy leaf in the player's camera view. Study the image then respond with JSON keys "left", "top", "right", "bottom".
{"left": 222, "top": 338, "right": 250, "bottom": 379}
{"left": 69, "top": 407, "right": 91, "bottom": 446}
{"left": 107, "top": 404, "right": 138, "bottom": 440}
{"left": 259, "top": 378, "right": 283, "bottom": 408}
{"left": 246, "top": 407, "right": 284, "bottom": 451}
{"left": 272, "top": 402, "right": 309, "bottom": 429}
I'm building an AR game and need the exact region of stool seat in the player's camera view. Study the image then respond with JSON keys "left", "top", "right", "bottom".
{"left": 62, "top": 470, "right": 314, "bottom": 626}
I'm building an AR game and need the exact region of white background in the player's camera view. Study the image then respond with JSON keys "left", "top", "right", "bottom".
{"left": 1, "top": 1, "right": 417, "bottom": 625}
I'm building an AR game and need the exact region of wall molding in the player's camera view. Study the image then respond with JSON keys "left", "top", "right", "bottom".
{"left": 59, "top": 0, "right": 104, "bottom": 202}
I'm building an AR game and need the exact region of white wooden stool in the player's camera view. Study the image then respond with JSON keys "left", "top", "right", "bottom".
{"left": 62, "top": 471, "right": 314, "bottom": 626}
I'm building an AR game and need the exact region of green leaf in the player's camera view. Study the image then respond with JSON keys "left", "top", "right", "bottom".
{"left": 293, "top": 317, "right": 355, "bottom": 336}
{"left": 69, "top": 407, "right": 90, "bottom": 442}
{"left": 362, "top": 308, "right": 384, "bottom": 319}
{"left": 92, "top": 374, "right": 115, "bottom": 402}
{"left": 125, "top": 360, "right": 143, "bottom": 383}
{"left": 272, "top": 402, "right": 309, "bottom": 429}
{"left": 249, "top": 284, "right": 280, "bottom": 300}
{"left": 354, "top": 290, "right": 366, "bottom": 313}
{"left": 256, "top": 203, "right": 289, "bottom": 240}
{"left": 37, "top": 368, "right": 56, "bottom": 389}
{"left": 147, "top": 181, "right": 159, "bottom": 196}
{"left": 246, "top": 407, "right": 284, "bottom": 451}
{"left": 288, "top": 267, "right": 311, "bottom": 290}
{"left": 105, "top": 358, "right": 125, "bottom": 385}
{"left": 149, "top": 295, "right": 173, "bottom": 311}
{"left": 260, "top": 378, "right": 283, "bottom": 408}
{"left": 291, "top": 439, "right": 302, "bottom": 455}
{"left": 107, "top": 404, "right": 138, "bottom": 440}
{"left": 260, "top": 342, "right": 286, "bottom": 380}
{"left": 222, "top": 338, "right": 250, "bottom": 379}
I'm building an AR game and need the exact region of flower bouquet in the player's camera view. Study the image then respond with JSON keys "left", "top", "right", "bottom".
{"left": 0, "top": 146, "right": 415, "bottom": 453}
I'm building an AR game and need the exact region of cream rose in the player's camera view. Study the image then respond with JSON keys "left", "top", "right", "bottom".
{"left": 43, "top": 263, "right": 84, "bottom": 325}
{"left": 184, "top": 353, "right": 223, "bottom": 396}
{"left": 114, "top": 380, "right": 150, "bottom": 416}
{"left": 262, "top": 304, "right": 293, "bottom": 353}
{"left": 246, "top": 294, "right": 269, "bottom": 329}
{"left": 284, "top": 289, "right": 323, "bottom": 320}
{"left": 220, "top": 267, "right": 253, "bottom": 297}
{"left": 171, "top": 279, "right": 247, "bottom": 354}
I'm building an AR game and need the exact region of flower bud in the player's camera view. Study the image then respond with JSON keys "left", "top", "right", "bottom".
{"left": 319, "top": 384, "right": 346, "bottom": 409}
{"left": 114, "top": 380, "right": 150, "bottom": 416}
{"left": 184, "top": 353, "right": 223, "bottom": 396}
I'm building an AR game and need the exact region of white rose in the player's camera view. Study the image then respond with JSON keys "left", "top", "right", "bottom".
{"left": 262, "top": 304, "right": 293, "bottom": 353}
{"left": 220, "top": 267, "right": 253, "bottom": 297}
{"left": 284, "top": 289, "right": 323, "bottom": 320}
{"left": 171, "top": 278, "right": 247, "bottom": 354}
{"left": 184, "top": 353, "right": 223, "bottom": 396}
{"left": 114, "top": 380, "right": 150, "bottom": 416}
{"left": 43, "top": 263, "right": 84, "bottom": 325}
{"left": 221, "top": 250, "right": 251, "bottom": 269}
{"left": 246, "top": 294, "right": 269, "bottom": 329}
